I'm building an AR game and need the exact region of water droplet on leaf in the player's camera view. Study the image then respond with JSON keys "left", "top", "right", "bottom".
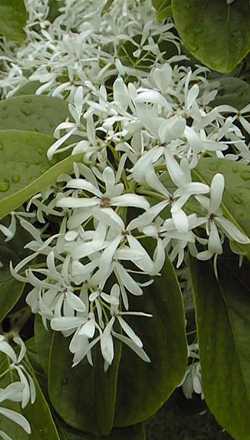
{"left": 0, "top": 179, "right": 9, "bottom": 192}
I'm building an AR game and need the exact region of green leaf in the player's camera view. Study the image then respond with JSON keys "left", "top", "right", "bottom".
{"left": 152, "top": 0, "right": 172, "bottom": 21}
{"left": 0, "top": 218, "right": 31, "bottom": 322}
{"left": 0, "top": 355, "right": 60, "bottom": 439}
{"left": 211, "top": 77, "right": 250, "bottom": 109}
{"left": 48, "top": 255, "right": 187, "bottom": 434}
{"left": 0, "top": 130, "right": 54, "bottom": 216}
{"left": 0, "top": 131, "right": 82, "bottom": 219}
{"left": 190, "top": 256, "right": 250, "bottom": 440}
{"left": 34, "top": 316, "right": 53, "bottom": 374}
{"left": 49, "top": 334, "right": 122, "bottom": 436}
{"left": 0, "top": 96, "right": 69, "bottom": 134}
{"left": 0, "top": 0, "right": 27, "bottom": 43}
{"left": 48, "top": 0, "right": 62, "bottom": 21}
{"left": 14, "top": 82, "right": 42, "bottom": 97}
{"left": 193, "top": 158, "right": 250, "bottom": 258}
{"left": 172, "top": 0, "right": 250, "bottom": 73}
{"left": 57, "top": 419, "right": 145, "bottom": 440}
{"left": 0, "top": 251, "right": 24, "bottom": 323}
{"left": 114, "top": 256, "right": 187, "bottom": 427}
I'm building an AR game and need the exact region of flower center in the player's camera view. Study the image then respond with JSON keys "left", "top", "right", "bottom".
{"left": 100, "top": 196, "right": 111, "bottom": 208}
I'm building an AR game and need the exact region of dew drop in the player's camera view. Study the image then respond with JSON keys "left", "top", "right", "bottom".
{"left": 12, "top": 175, "right": 21, "bottom": 183}
{"left": 38, "top": 147, "right": 44, "bottom": 155}
{"left": 21, "top": 109, "right": 32, "bottom": 117}
{"left": 231, "top": 194, "right": 242, "bottom": 205}
{"left": 0, "top": 179, "right": 9, "bottom": 192}
{"left": 241, "top": 170, "right": 250, "bottom": 181}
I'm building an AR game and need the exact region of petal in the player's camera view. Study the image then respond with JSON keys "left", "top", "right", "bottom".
{"left": 186, "top": 84, "right": 199, "bottom": 110}
{"left": 117, "top": 316, "right": 143, "bottom": 348}
{"left": 239, "top": 116, "right": 250, "bottom": 134}
{"left": 112, "top": 331, "right": 150, "bottom": 363}
{"left": 208, "top": 221, "right": 223, "bottom": 254}
{"left": 210, "top": 173, "right": 224, "bottom": 213}
{"left": 171, "top": 206, "right": 189, "bottom": 233}
{"left": 114, "top": 263, "right": 143, "bottom": 296}
{"left": 165, "top": 155, "right": 188, "bottom": 187}
{"left": 0, "top": 408, "right": 31, "bottom": 434}
{"left": 128, "top": 201, "right": 168, "bottom": 231}
{"left": 113, "top": 77, "right": 130, "bottom": 110}
{"left": 50, "top": 317, "right": 84, "bottom": 331}
{"left": 216, "top": 217, "right": 250, "bottom": 244}
{"left": 100, "top": 317, "right": 115, "bottom": 365}
{"left": 111, "top": 194, "right": 150, "bottom": 210}
{"left": 66, "top": 292, "right": 86, "bottom": 312}
{"left": 47, "top": 127, "right": 76, "bottom": 160}
{"left": 56, "top": 197, "right": 99, "bottom": 209}
{"left": 66, "top": 179, "right": 101, "bottom": 196}
{"left": 78, "top": 320, "right": 96, "bottom": 338}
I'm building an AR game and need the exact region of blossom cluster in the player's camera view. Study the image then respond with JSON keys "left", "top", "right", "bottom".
{"left": 0, "top": 336, "right": 35, "bottom": 440}
{"left": 0, "top": 0, "right": 250, "bottom": 421}
{"left": 0, "top": 0, "right": 179, "bottom": 100}
{"left": 9, "top": 58, "right": 250, "bottom": 371}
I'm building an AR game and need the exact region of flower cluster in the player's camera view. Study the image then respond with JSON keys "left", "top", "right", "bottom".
{"left": 0, "top": 336, "right": 36, "bottom": 440}
{"left": 4, "top": 32, "right": 249, "bottom": 369}
{"left": 10, "top": 58, "right": 250, "bottom": 368}
{"left": 1, "top": 0, "right": 250, "bottom": 403}
{"left": 0, "top": 0, "right": 179, "bottom": 100}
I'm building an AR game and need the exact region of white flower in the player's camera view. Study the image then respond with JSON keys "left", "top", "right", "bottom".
{"left": 196, "top": 173, "right": 250, "bottom": 260}
{"left": 0, "top": 337, "right": 36, "bottom": 439}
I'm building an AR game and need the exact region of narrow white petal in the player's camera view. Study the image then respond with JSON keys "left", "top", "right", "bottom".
{"left": 47, "top": 127, "right": 76, "bottom": 160}
{"left": 66, "top": 292, "right": 86, "bottom": 312}
{"left": 208, "top": 222, "right": 223, "bottom": 254}
{"left": 216, "top": 217, "right": 250, "bottom": 244}
{"left": 0, "top": 407, "right": 31, "bottom": 434}
{"left": 115, "top": 263, "right": 143, "bottom": 296}
{"left": 50, "top": 317, "right": 84, "bottom": 331}
{"left": 100, "top": 318, "right": 115, "bottom": 365}
{"left": 186, "top": 84, "right": 199, "bottom": 110}
{"left": 57, "top": 197, "right": 99, "bottom": 209}
{"left": 79, "top": 320, "right": 96, "bottom": 338}
{"left": 171, "top": 207, "right": 189, "bottom": 233}
{"left": 113, "top": 331, "right": 151, "bottom": 363}
{"left": 117, "top": 317, "right": 143, "bottom": 348}
{"left": 210, "top": 174, "right": 224, "bottom": 213}
{"left": 111, "top": 194, "right": 150, "bottom": 210}
{"left": 66, "top": 179, "right": 101, "bottom": 196}
{"left": 0, "top": 429, "right": 13, "bottom": 440}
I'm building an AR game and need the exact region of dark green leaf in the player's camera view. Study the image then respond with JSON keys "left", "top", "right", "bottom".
{"left": 34, "top": 315, "right": 53, "bottom": 374}
{"left": 48, "top": 255, "right": 187, "bottom": 433}
{"left": 0, "top": 0, "right": 27, "bottom": 43}
{"left": 114, "top": 256, "right": 187, "bottom": 426}
{"left": 211, "top": 77, "right": 250, "bottom": 109}
{"left": 57, "top": 418, "right": 145, "bottom": 440}
{"left": 49, "top": 334, "right": 122, "bottom": 436}
{"left": 172, "top": 0, "right": 250, "bottom": 73}
{"left": 0, "top": 96, "right": 69, "bottom": 134}
{"left": 0, "top": 259, "right": 24, "bottom": 324}
{"left": 0, "top": 218, "right": 31, "bottom": 322}
{"left": 190, "top": 256, "right": 250, "bottom": 440}
{"left": 48, "top": 0, "right": 62, "bottom": 21}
